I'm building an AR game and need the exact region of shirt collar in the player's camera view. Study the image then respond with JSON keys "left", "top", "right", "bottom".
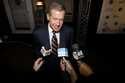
{"left": 48, "top": 24, "right": 53, "bottom": 33}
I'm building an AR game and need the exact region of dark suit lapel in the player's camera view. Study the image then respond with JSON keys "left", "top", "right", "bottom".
{"left": 43, "top": 26, "right": 51, "bottom": 49}
{"left": 59, "top": 28, "right": 66, "bottom": 48}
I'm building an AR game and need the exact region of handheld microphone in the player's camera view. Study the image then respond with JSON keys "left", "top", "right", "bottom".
{"left": 72, "top": 43, "right": 85, "bottom": 60}
{"left": 72, "top": 43, "right": 79, "bottom": 52}
{"left": 40, "top": 46, "right": 51, "bottom": 57}
{"left": 57, "top": 48, "right": 68, "bottom": 57}
{"left": 58, "top": 48, "right": 70, "bottom": 82}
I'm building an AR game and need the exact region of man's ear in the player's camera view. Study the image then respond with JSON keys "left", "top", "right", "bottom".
{"left": 47, "top": 13, "right": 50, "bottom": 21}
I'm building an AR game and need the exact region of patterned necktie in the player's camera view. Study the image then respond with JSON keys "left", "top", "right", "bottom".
{"left": 51, "top": 31, "right": 58, "bottom": 55}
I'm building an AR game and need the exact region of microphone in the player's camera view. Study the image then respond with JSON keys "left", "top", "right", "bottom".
{"left": 72, "top": 44, "right": 94, "bottom": 77}
{"left": 58, "top": 48, "right": 70, "bottom": 82}
{"left": 40, "top": 46, "right": 51, "bottom": 57}
{"left": 57, "top": 48, "right": 68, "bottom": 57}
{"left": 72, "top": 43, "right": 85, "bottom": 60}
{"left": 72, "top": 43, "right": 79, "bottom": 52}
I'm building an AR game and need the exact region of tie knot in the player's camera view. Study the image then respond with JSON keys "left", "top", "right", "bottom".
{"left": 52, "top": 31, "right": 58, "bottom": 34}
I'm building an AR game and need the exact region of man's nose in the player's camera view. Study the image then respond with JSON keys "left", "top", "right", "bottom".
{"left": 56, "top": 20, "right": 60, "bottom": 26}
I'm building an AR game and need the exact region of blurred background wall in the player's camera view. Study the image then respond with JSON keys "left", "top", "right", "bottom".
{"left": 97, "top": 0, "right": 125, "bottom": 33}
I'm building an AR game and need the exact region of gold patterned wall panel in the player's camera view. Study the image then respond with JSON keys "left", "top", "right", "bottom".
{"left": 97, "top": 0, "right": 125, "bottom": 33}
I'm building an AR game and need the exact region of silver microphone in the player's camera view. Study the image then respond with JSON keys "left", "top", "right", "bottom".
{"left": 72, "top": 43, "right": 85, "bottom": 60}
{"left": 40, "top": 46, "right": 51, "bottom": 57}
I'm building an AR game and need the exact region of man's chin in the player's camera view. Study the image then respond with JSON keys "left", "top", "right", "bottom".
{"left": 54, "top": 29, "right": 60, "bottom": 32}
{"left": 55, "top": 31, "right": 60, "bottom": 33}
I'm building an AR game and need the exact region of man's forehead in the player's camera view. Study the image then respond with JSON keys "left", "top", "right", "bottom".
{"left": 50, "top": 9, "right": 65, "bottom": 14}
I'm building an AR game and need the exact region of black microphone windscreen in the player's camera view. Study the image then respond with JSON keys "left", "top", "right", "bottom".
{"left": 72, "top": 43, "right": 79, "bottom": 51}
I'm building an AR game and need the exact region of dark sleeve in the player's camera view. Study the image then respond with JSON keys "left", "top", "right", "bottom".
{"left": 32, "top": 30, "right": 42, "bottom": 59}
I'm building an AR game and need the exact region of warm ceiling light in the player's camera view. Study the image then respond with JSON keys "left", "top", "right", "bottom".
{"left": 36, "top": 1, "right": 43, "bottom": 6}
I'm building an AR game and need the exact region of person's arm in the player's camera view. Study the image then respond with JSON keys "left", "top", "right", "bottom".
{"left": 33, "top": 47, "right": 52, "bottom": 71}
{"left": 60, "top": 57, "right": 78, "bottom": 83}
{"left": 77, "top": 60, "right": 94, "bottom": 77}
{"left": 33, "top": 57, "right": 44, "bottom": 71}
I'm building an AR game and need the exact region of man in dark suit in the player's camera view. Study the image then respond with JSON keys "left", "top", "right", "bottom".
{"left": 32, "top": 2, "right": 77, "bottom": 83}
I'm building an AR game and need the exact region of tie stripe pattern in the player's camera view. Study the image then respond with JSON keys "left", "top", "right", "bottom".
{"left": 51, "top": 31, "right": 58, "bottom": 55}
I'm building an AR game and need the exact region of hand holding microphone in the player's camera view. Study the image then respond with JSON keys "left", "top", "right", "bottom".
{"left": 62, "top": 57, "right": 73, "bottom": 72}
{"left": 58, "top": 48, "right": 77, "bottom": 82}
{"left": 60, "top": 57, "right": 78, "bottom": 83}
{"left": 33, "top": 57, "right": 44, "bottom": 71}
{"left": 72, "top": 43, "right": 94, "bottom": 77}
{"left": 33, "top": 46, "right": 51, "bottom": 71}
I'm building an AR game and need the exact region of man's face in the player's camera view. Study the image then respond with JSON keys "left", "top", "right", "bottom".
{"left": 47, "top": 9, "right": 65, "bottom": 32}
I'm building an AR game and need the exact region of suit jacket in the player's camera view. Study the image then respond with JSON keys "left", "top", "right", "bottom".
{"left": 32, "top": 24, "right": 73, "bottom": 57}
{"left": 32, "top": 24, "right": 74, "bottom": 83}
